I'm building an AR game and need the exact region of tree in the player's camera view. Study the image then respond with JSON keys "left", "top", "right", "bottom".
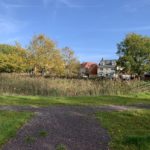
{"left": 0, "top": 35, "right": 80, "bottom": 77}
{"left": 0, "top": 44, "right": 28, "bottom": 73}
{"left": 117, "top": 33, "right": 150, "bottom": 75}
{"left": 28, "top": 34, "right": 65, "bottom": 76}
{"left": 61, "top": 47, "right": 80, "bottom": 77}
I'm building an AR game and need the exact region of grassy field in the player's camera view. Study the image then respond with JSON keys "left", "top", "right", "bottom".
{"left": 0, "top": 94, "right": 150, "bottom": 107}
{"left": 0, "top": 111, "right": 32, "bottom": 147}
{"left": 96, "top": 110, "right": 150, "bottom": 150}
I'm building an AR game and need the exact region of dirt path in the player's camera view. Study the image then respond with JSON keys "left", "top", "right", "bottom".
{"left": 0, "top": 105, "right": 147, "bottom": 150}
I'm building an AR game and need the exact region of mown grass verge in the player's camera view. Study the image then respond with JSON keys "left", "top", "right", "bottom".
{"left": 0, "top": 111, "right": 33, "bottom": 148}
{"left": 0, "top": 94, "right": 150, "bottom": 107}
{"left": 96, "top": 110, "right": 150, "bottom": 150}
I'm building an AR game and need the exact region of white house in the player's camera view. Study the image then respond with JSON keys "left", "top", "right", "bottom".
{"left": 97, "top": 58, "right": 117, "bottom": 78}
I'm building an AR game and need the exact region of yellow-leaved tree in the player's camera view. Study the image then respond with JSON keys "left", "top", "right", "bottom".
{"left": 28, "top": 34, "right": 65, "bottom": 76}
{"left": 0, "top": 43, "right": 28, "bottom": 73}
{"left": 61, "top": 47, "right": 80, "bottom": 77}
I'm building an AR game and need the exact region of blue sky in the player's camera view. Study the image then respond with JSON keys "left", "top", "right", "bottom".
{"left": 0, "top": 0, "right": 150, "bottom": 62}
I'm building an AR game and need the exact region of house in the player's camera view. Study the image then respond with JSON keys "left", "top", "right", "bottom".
{"left": 97, "top": 58, "right": 117, "bottom": 78}
{"left": 80, "top": 62, "right": 97, "bottom": 77}
{"left": 144, "top": 72, "right": 150, "bottom": 80}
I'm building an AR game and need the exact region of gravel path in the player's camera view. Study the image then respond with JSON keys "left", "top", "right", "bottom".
{"left": 0, "top": 105, "right": 148, "bottom": 150}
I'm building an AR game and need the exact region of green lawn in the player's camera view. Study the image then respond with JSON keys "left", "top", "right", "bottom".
{"left": 0, "top": 93, "right": 150, "bottom": 107}
{"left": 0, "top": 111, "right": 32, "bottom": 147}
{"left": 96, "top": 110, "right": 150, "bottom": 150}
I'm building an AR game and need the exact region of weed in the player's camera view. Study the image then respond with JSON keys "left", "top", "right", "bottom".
{"left": 56, "top": 144, "right": 67, "bottom": 150}
{"left": 25, "top": 136, "right": 36, "bottom": 144}
{"left": 38, "top": 130, "right": 48, "bottom": 137}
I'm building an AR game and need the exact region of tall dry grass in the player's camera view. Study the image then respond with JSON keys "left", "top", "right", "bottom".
{"left": 0, "top": 73, "right": 150, "bottom": 96}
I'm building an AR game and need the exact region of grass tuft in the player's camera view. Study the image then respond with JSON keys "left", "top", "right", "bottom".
{"left": 56, "top": 144, "right": 67, "bottom": 150}
{"left": 25, "top": 136, "right": 36, "bottom": 144}
{"left": 38, "top": 130, "right": 48, "bottom": 137}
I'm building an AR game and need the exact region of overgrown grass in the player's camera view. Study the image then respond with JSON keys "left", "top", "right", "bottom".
{"left": 1, "top": 73, "right": 150, "bottom": 96}
{"left": 0, "top": 111, "right": 33, "bottom": 147}
{"left": 96, "top": 110, "right": 150, "bottom": 150}
{"left": 0, "top": 94, "right": 150, "bottom": 107}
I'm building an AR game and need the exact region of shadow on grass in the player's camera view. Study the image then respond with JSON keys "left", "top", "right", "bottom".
{"left": 124, "top": 135, "right": 150, "bottom": 150}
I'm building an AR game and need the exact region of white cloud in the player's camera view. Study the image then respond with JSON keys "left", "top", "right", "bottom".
{"left": 0, "top": 15, "right": 28, "bottom": 34}
{"left": 87, "top": 26, "right": 150, "bottom": 33}
{"left": 42, "top": 0, "right": 103, "bottom": 24}
{"left": 109, "top": 26, "right": 150, "bottom": 32}
{"left": 42, "top": 0, "right": 102, "bottom": 8}
{"left": 0, "top": 1, "right": 29, "bottom": 34}
{"left": 123, "top": 0, "right": 150, "bottom": 13}
{"left": 59, "top": 0, "right": 73, "bottom": 7}
{"left": 123, "top": 4, "right": 138, "bottom": 13}
{"left": 42, "top": 0, "right": 52, "bottom": 7}
{"left": 0, "top": 18, "right": 16, "bottom": 33}
{"left": 1, "top": 0, "right": 40, "bottom": 9}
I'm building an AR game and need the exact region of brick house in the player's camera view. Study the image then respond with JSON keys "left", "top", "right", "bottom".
{"left": 80, "top": 62, "right": 97, "bottom": 77}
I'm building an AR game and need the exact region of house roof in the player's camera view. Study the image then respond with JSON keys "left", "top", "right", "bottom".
{"left": 81, "top": 62, "right": 97, "bottom": 75}
{"left": 81, "top": 62, "right": 97, "bottom": 69}
{"left": 99, "top": 59, "right": 117, "bottom": 66}
{"left": 98, "top": 65, "right": 116, "bottom": 69}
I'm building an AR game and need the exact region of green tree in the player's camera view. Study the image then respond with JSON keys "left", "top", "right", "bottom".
{"left": 28, "top": 34, "right": 65, "bottom": 76}
{"left": 61, "top": 47, "right": 80, "bottom": 77}
{"left": 117, "top": 33, "right": 150, "bottom": 75}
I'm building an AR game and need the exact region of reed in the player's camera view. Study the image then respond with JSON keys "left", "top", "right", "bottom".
{"left": 0, "top": 73, "right": 149, "bottom": 96}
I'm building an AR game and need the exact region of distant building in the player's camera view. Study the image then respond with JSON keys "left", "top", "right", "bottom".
{"left": 80, "top": 62, "right": 97, "bottom": 77}
{"left": 144, "top": 72, "right": 150, "bottom": 80}
{"left": 97, "top": 58, "right": 117, "bottom": 78}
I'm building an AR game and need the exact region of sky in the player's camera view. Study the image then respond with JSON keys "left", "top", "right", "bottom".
{"left": 0, "top": 0, "right": 150, "bottom": 62}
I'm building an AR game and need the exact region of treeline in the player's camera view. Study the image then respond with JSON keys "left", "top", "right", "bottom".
{"left": 1, "top": 33, "right": 150, "bottom": 77}
{"left": 0, "top": 34, "right": 80, "bottom": 77}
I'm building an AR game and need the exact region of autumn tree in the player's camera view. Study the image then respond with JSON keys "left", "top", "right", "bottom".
{"left": 117, "top": 33, "right": 150, "bottom": 75}
{"left": 0, "top": 35, "right": 80, "bottom": 77}
{"left": 0, "top": 44, "right": 28, "bottom": 73}
{"left": 61, "top": 47, "right": 80, "bottom": 77}
{"left": 28, "top": 34, "right": 65, "bottom": 76}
